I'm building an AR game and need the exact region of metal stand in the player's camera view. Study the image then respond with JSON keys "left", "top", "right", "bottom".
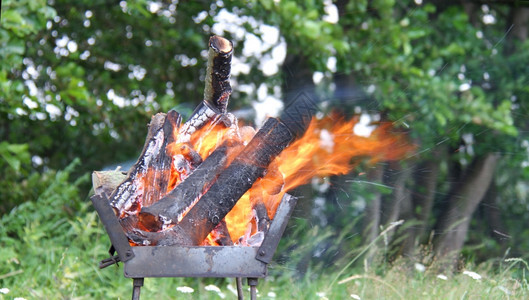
{"left": 132, "top": 278, "right": 144, "bottom": 300}
{"left": 236, "top": 277, "right": 244, "bottom": 300}
{"left": 248, "top": 278, "right": 258, "bottom": 300}
{"left": 92, "top": 194, "right": 298, "bottom": 300}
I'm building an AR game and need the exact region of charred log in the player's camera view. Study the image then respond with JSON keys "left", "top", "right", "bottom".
{"left": 204, "top": 35, "right": 233, "bottom": 113}
{"left": 142, "top": 110, "right": 181, "bottom": 207}
{"left": 177, "top": 35, "right": 234, "bottom": 142}
{"left": 109, "top": 112, "right": 179, "bottom": 216}
{"left": 138, "top": 141, "right": 242, "bottom": 231}
{"left": 253, "top": 202, "right": 270, "bottom": 233}
{"left": 210, "top": 220, "right": 234, "bottom": 246}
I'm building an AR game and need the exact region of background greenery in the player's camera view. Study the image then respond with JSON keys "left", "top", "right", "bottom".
{"left": 1, "top": 0, "right": 529, "bottom": 298}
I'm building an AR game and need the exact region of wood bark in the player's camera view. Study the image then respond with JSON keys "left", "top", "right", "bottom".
{"left": 127, "top": 111, "right": 319, "bottom": 246}
{"left": 109, "top": 112, "right": 174, "bottom": 215}
{"left": 433, "top": 153, "right": 499, "bottom": 265}
{"left": 204, "top": 35, "right": 233, "bottom": 113}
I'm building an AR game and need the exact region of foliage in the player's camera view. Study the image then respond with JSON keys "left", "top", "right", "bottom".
{"left": 1, "top": 173, "right": 527, "bottom": 298}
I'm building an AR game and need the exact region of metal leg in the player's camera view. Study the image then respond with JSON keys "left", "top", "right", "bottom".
{"left": 247, "top": 278, "right": 258, "bottom": 300}
{"left": 132, "top": 278, "right": 144, "bottom": 300}
{"left": 236, "top": 277, "right": 244, "bottom": 300}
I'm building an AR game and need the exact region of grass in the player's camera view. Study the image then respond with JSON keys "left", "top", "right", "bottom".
{"left": 1, "top": 163, "right": 528, "bottom": 299}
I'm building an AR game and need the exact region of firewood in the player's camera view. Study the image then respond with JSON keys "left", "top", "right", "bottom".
{"left": 175, "top": 94, "right": 319, "bottom": 245}
{"left": 177, "top": 35, "right": 234, "bottom": 142}
{"left": 138, "top": 140, "right": 242, "bottom": 231}
{"left": 209, "top": 220, "right": 234, "bottom": 246}
{"left": 124, "top": 92, "right": 318, "bottom": 246}
{"left": 204, "top": 35, "right": 233, "bottom": 113}
{"left": 142, "top": 110, "right": 181, "bottom": 207}
{"left": 109, "top": 111, "right": 182, "bottom": 216}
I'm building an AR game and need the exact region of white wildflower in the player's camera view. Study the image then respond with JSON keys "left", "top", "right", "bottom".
{"left": 498, "top": 285, "right": 512, "bottom": 295}
{"left": 414, "top": 263, "right": 426, "bottom": 272}
{"left": 205, "top": 285, "right": 221, "bottom": 293}
{"left": 227, "top": 284, "right": 238, "bottom": 296}
{"left": 0, "top": 288, "right": 9, "bottom": 294}
{"left": 437, "top": 274, "right": 448, "bottom": 280}
{"left": 316, "top": 291, "right": 328, "bottom": 299}
{"left": 176, "top": 286, "right": 194, "bottom": 293}
{"left": 351, "top": 293, "right": 361, "bottom": 299}
{"left": 14, "top": 298, "right": 27, "bottom": 300}
{"left": 267, "top": 291, "right": 277, "bottom": 298}
{"left": 205, "top": 284, "right": 225, "bottom": 299}
{"left": 463, "top": 270, "right": 482, "bottom": 280}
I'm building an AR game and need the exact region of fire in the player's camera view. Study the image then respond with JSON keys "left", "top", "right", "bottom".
{"left": 217, "top": 114, "right": 414, "bottom": 243}
{"left": 128, "top": 112, "right": 414, "bottom": 246}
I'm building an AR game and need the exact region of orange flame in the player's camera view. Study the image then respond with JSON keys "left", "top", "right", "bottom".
{"left": 130, "top": 112, "right": 414, "bottom": 246}
{"left": 207, "top": 113, "right": 414, "bottom": 244}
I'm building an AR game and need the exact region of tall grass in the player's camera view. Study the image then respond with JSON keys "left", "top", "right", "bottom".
{"left": 1, "top": 163, "right": 527, "bottom": 299}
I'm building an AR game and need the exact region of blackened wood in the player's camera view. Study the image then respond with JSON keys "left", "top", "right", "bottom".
{"left": 109, "top": 111, "right": 182, "bottom": 215}
{"left": 126, "top": 226, "right": 192, "bottom": 246}
{"left": 177, "top": 117, "right": 293, "bottom": 245}
{"left": 109, "top": 113, "right": 168, "bottom": 214}
{"left": 254, "top": 201, "right": 270, "bottom": 233}
{"left": 142, "top": 110, "right": 181, "bottom": 207}
{"left": 138, "top": 142, "right": 240, "bottom": 231}
{"left": 249, "top": 182, "right": 271, "bottom": 233}
{"left": 204, "top": 35, "right": 233, "bottom": 113}
{"left": 177, "top": 100, "right": 220, "bottom": 142}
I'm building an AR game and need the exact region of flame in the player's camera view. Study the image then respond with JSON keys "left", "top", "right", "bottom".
{"left": 127, "top": 112, "right": 414, "bottom": 246}
{"left": 215, "top": 114, "right": 415, "bottom": 242}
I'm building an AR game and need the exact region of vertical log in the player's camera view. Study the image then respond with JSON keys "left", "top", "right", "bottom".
{"left": 204, "top": 35, "right": 233, "bottom": 113}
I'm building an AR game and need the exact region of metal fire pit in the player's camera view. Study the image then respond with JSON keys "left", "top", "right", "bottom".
{"left": 91, "top": 192, "right": 297, "bottom": 299}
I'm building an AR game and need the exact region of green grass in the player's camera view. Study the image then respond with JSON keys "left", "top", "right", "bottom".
{"left": 1, "top": 163, "right": 528, "bottom": 299}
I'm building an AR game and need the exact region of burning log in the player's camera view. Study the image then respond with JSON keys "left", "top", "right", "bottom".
{"left": 176, "top": 117, "right": 294, "bottom": 245}
{"left": 176, "top": 93, "right": 318, "bottom": 245}
{"left": 177, "top": 36, "right": 234, "bottom": 142}
{"left": 138, "top": 140, "right": 243, "bottom": 231}
{"left": 109, "top": 112, "right": 176, "bottom": 216}
{"left": 204, "top": 35, "right": 233, "bottom": 113}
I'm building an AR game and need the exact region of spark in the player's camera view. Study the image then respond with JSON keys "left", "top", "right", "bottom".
{"left": 493, "top": 24, "right": 514, "bottom": 48}
{"left": 347, "top": 180, "right": 394, "bottom": 190}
